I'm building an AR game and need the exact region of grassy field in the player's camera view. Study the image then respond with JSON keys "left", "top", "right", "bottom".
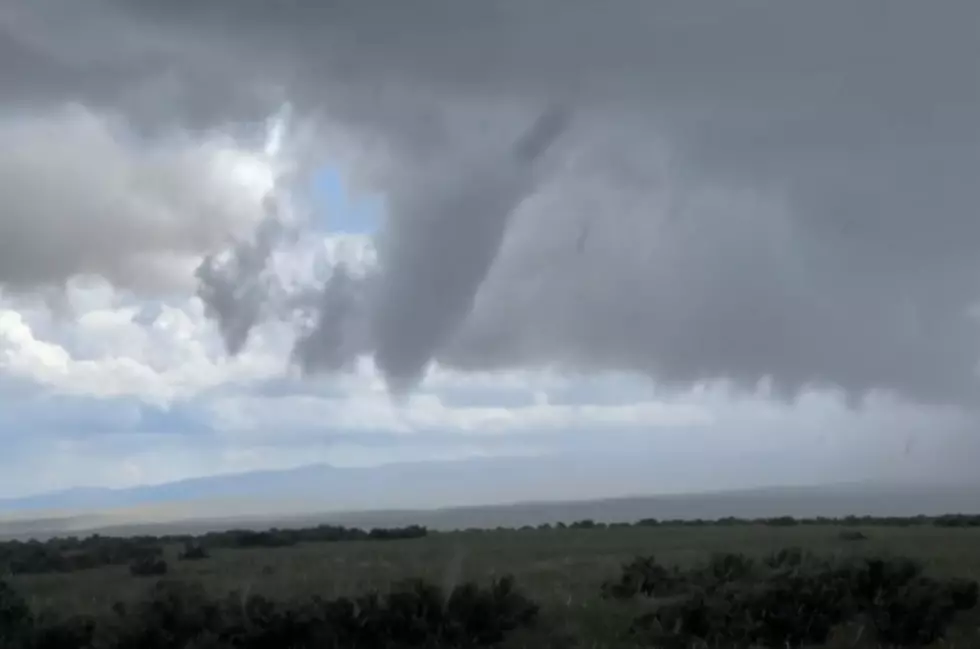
{"left": 11, "top": 523, "right": 980, "bottom": 647}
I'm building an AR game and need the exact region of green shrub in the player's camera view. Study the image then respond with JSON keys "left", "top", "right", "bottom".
{"left": 838, "top": 529, "right": 869, "bottom": 541}
{"left": 601, "top": 555, "right": 684, "bottom": 599}
{"left": 178, "top": 542, "right": 210, "bottom": 561}
{"left": 8, "top": 572, "right": 539, "bottom": 649}
{"left": 613, "top": 550, "right": 979, "bottom": 648}
{"left": 692, "top": 552, "right": 757, "bottom": 590}
{"left": 0, "top": 579, "right": 33, "bottom": 647}
{"left": 30, "top": 614, "right": 98, "bottom": 649}
{"left": 129, "top": 556, "right": 168, "bottom": 577}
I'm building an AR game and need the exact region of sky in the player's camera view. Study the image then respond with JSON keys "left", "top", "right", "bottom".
{"left": 0, "top": 1, "right": 978, "bottom": 502}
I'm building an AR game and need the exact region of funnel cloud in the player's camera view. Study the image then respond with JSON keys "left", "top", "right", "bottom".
{"left": 367, "top": 106, "right": 571, "bottom": 392}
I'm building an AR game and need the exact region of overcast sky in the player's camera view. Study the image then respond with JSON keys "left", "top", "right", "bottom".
{"left": 0, "top": 1, "right": 978, "bottom": 501}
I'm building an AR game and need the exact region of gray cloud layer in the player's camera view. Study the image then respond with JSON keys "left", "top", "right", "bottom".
{"left": 0, "top": 105, "right": 269, "bottom": 294}
{"left": 3, "top": 1, "right": 979, "bottom": 404}
{"left": 195, "top": 205, "right": 286, "bottom": 356}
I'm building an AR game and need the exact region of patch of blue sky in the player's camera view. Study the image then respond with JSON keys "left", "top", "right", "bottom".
{"left": 311, "top": 166, "right": 384, "bottom": 235}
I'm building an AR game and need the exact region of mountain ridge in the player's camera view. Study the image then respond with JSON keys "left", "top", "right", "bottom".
{"left": 0, "top": 454, "right": 978, "bottom": 541}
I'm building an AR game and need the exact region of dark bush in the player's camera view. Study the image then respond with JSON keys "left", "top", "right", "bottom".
{"left": 109, "top": 580, "right": 222, "bottom": 649}
{"left": 628, "top": 556, "right": 849, "bottom": 647}
{"left": 614, "top": 550, "right": 979, "bottom": 648}
{"left": 5, "top": 572, "right": 538, "bottom": 649}
{"left": 0, "top": 524, "right": 429, "bottom": 576}
{"left": 692, "top": 552, "right": 757, "bottom": 590}
{"left": 631, "top": 593, "right": 736, "bottom": 649}
{"left": 444, "top": 575, "right": 540, "bottom": 645}
{"left": 865, "top": 574, "right": 974, "bottom": 646}
{"left": 601, "top": 555, "right": 684, "bottom": 599}
{"left": 178, "top": 542, "right": 210, "bottom": 560}
{"left": 30, "top": 614, "right": 98, "bottom": 649}
{"left": 934, "top": 514, "right": 980, "bottom": 527}
{"left": 949, "top": 577, "right": 980, "bottom": 610}
{"left": 763, "top": 546, "right": 820, "bottom": 570}
{"left": 840, "top": 556, "right": 923, "bottom": 607}
{"left": 129, "top": 556, "right": 168, "bottom": 577}
{"left": 738, "top": 571, "right": 853, "bottom": 646}
{"left": 763, "top": 515, "right": 799, "bottom": 527}
{"left": 0, "top": 579, "right": 33, "bottom": 647}
{"left": 832, "top": 557, "right": 978, "bottom": 646}
{"left": 838, "top": 529, "right": 869, "bottom": 541}
{"left": 366, "top": 524, "right": 428, "bottom": 541}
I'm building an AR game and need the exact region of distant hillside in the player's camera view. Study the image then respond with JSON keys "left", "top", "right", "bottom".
{"left": 0, "top": 457, "right": 978, "bottom": 540}
{"left": 0, "top": 456, "right": 556, "bottom": 514}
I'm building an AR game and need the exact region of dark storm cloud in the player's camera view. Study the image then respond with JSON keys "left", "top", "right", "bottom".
{"left": 291, "top": 264, "right": 373, "bottom": 376}
{"left": 0, "top": 0, "right": 281, "bottom": 130}
{"left": 368, "top": 107, "right": 571, "bottom": 392}
{"left": 3, "top": 0, "right": 980, "bottom": 403}
{"left": 195, "top": 206, "right": 287, "bottom": 356}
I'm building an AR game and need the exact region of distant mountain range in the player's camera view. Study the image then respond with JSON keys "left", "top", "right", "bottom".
{"left": 0, "top": 454, "right": 978, "bottom": 540}
{"left": 0, "top": 455, "right": 568, "bottom": 514}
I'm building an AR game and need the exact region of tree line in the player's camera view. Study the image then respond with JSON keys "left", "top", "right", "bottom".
{"left": 4, "top": 511, "right": 980, "bottom": 576}
{"left": 0, "top": 524, "right": 428, "bottom": 575}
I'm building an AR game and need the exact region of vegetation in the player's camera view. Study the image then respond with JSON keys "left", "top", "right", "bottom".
{"left": 177, "top": 541, "right": 210, "bottom": 561}
{"left": 607, "top": 550, "right": 978, "bottom": 647}
{"left": 128, "top": 555, "right": 168, "bottom": 577}
{"left": 0, "top": 574, "right": 538, "bottom": 648}
{"left": 0, "top": 524, "right": 428, "bottom": 575}
{"left": 838, "top": 529, "right": 869, "bottom": 541}
{"left": 7, "top": 513, "right": 980, "bottom": 578}
{"left": 3, "top": 514, "right": 980, "bottom": 646}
